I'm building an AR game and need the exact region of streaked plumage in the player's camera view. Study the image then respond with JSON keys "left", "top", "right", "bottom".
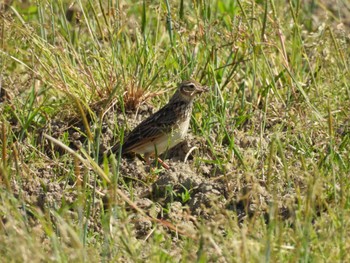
{"left": 105, "top": 79, "right": 207, "bottom": 168}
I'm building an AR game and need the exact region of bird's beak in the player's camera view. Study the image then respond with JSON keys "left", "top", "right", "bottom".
{"left": 197, "top": 85, "right": 209, "bottom": 93}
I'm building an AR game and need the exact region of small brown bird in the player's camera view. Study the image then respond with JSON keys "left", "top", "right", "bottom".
{"left": 105, "top": 79, "right": 208, "bottom": 168}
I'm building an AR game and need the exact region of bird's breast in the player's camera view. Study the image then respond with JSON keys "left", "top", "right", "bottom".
{"left": 176, "top": 116, "right": 191, "bottom": 139}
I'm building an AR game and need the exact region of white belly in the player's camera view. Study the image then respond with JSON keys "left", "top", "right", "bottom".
{"left": 133, "top": 118, "right": 190, "bottom": 156}
{"left": 170, "top": 117, "right": 191, "bottom": 146}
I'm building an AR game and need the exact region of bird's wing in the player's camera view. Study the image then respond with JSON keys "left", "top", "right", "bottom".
{"left": 121, "top": 102, "right": 183, "bottom": 153}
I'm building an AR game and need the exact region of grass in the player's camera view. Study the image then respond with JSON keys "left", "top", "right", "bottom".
{"left": 1, "top": 0, "right": 350, "bottom": 262}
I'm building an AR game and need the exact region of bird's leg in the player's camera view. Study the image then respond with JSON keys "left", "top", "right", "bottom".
{"left": 156, "top": 157, "right": 170, "bottom": 170}
{"left": 144, "top": 154, "right": 155, "bottom": 174}
{"left": 144, "top": 154, "right": 151, "bottom": 166}
{"left": 144, "top": 154, "right": 169, "bottom": 170}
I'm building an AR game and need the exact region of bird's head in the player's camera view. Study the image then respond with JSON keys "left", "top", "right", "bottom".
{"left": 177, "top": 79, "right": 208, "bottom": 102}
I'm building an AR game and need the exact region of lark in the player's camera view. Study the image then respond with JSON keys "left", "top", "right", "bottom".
{"left": 104, "top": 79, "right": 208, "bottom": 169}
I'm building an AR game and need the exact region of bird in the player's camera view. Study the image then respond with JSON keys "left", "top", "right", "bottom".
{"left": 103, "top": 79, "right": 208, "bottom": 169}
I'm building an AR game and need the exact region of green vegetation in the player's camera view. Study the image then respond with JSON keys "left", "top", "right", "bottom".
{"left": 0, "top": 0, "right": 349, "bottom": 262}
